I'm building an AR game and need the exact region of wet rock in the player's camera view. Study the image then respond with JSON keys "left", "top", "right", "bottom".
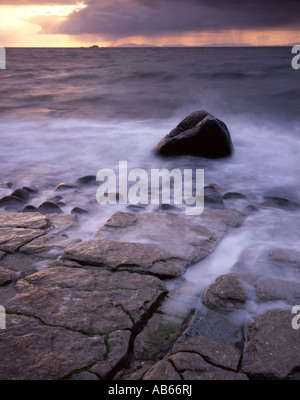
{"left": 70, "top": 372, "right": 99, "bottom": 380}
{"left": 157, "top": 203, "right": 182, "bottom": 212}
{"left": 76, "top": 175, "right": 97, "bottom": 186}
{"left": 11, "top": 188, "right": 29, "bottom": 202}
{"left": 0, "top": 227, "right": 45, "bottom": 253}
{"left": 202, "top": 273, "right": 256, "bottom": 311}
{"left": 259, "top": 196, "right": 300, "bottom": 211}
{"left": 23, "top": 266, "right": 165, "bottom": 292}
{"left": 63, "top": 210, "right": 245, "bottom": 279}
{"left": 22, "top": 185, "right": 39, "bottom": 194}
{"left": 0, "top": 314, "right": 106, "bottom": 380}
{"left": 152, "top": 110, "right": 234, "bottom": 158}
{"left": 0, "top": 195, "right": 24, "bottom": 210}
{"left": 222, "top": 192, "right": 248, "bottom": 200}
{"left": 126, "top": 204, "right": 146, "bottom": 212}
{"left": 104, "top": 212, "right": 137, "bottom": 228}
{"left": 256, "top": 277, "right": 300, "bottom": 302}
{"left": 38, "top": 202, "right": 63, "bottom": 214}
{"left": 143, "top": 360, "right": 182, "bottom": 380}
{"left": 0, "top": 253, "right": 51, "bottom": 276}
{"left": 0, "top": 266, "right": 18, "bottom": 286}
{"left": 4, "top": 267, "right": 166, "bottom": 334}
{"left": 134, "top": 312, "right": 186, "bottom": 360}
{"left": 201, "top": 208, "right": 246, "bottom": 228}
{"left": 181, "top": 369, "right": 248, "bottom": 380}
{"left": 90, "top": 330, "right": 131, "bottom": 378}
{"left": 63, "top": 240, "right": 206, "bottom": 279}
{"left": 0, "top": 182, "right": 12, "bottom": 189}
{"left": 143, "top": 336, "right": 248, "bottom": 380}
{"left": 171, "top": 335, "right": 241, "bottom": 370}
{"left": 54, "top": 183, "right": 78, "bottom": 191}
{"left": 267, "top": 247, "right": 300, "bottom": 268}
{"left": 19, "top": 233, "right": 81, "bottom": 256}
{"left": 204, "top": 186, "right": 224, "bottom": 209}
{"left": 243, "top": 205, "right": 259, "bottom": 215}
{"left": 179, "top": 305, "right": 244, "bottom": 349}
{"left": 0, "top": 212, "right": 48, "bottom": 229}
{"left": 47, "top": 195, "right": 63, "bottom": 203}
{"left": 21, "top": 205, "right": 38, "bottom": 213}
{"left": 241, "top": 309, "right": 300, "bottom": 379}
{"left": 114, "top": 361, "right": 155, "bottom": 380}
{"left": 71, "top": 207, "right": 89, "bottom": 215}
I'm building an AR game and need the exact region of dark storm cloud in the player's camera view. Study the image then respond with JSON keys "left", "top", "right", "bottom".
{"left": 48, "top": 0, "right": 300, "bottom": 38}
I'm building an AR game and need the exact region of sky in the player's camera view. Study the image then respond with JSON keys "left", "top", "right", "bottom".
{"left": 0, "top": 0, "right": 299, "bottom": 47}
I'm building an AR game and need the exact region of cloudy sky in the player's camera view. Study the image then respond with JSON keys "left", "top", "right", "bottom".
{"left": 0, "top": 0, "right": 299, "bottom": 47}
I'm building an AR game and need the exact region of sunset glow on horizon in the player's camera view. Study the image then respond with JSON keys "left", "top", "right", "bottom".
{"left": 0, "top": 1, "right": 299, "bottom": 47}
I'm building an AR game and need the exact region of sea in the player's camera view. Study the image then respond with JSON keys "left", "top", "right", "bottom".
{"left": 0, "top": 47, "right": 299, "bottom": 318}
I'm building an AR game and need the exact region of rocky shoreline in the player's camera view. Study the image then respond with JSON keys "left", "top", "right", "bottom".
{"left": 1, "top": 176, "right": 300, "bottom": 380}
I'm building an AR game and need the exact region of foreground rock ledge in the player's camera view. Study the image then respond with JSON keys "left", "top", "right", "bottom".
{"left": 62, "top": 209, "right": 245, "bottom": 279}
{"left": 152, "top": 110, "right": 234, "bottom": 158}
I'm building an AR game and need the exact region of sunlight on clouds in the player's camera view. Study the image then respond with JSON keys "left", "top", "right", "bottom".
{"left": 0, "top": 3, "right": 87, "bottom": 46}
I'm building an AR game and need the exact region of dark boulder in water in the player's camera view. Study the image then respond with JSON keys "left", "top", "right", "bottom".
{"left": 38, "top": 202, "right": 63, "bottom": 214}
{"left": 152, "top": 110, "right": 234, "bottom": 158}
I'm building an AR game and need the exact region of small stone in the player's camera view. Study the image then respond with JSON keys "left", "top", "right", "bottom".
{"left": 11, "top": 188, "right": 29, "bottom": 202}
{"left": 76, "top": 175, "right": 97, "bottom": 186}
{"left": 0, "top": 196, "right": 24, "bottom": 210}
{"left": 259, "top": 196, "right": 300, "bottom": 211}
{"left": 222, "top": 192, "right": 248, "bottom": 200}
{"left": 54, "top": 183, "right": 78, "bottom": 191}
{"left": 22, "top": 186, "right": 39, "bottom": 194}
{"left": 202, "top": 273, "right": 255, "bottom": 311}
{"left": 22, "top": 205, "right": 38, "bottom": 213}
{"left": 38, "top": 202, "right": 63, "bottom": 214}
{"left": 71, "top": 207, "right": 89, "bottom": 215}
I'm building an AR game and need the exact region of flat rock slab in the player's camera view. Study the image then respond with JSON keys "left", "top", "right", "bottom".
{"left": 19, "top": 233, "right": 81, "bottom": 256}
{"left": 0, "top": 212, "right": 49, "bottom": 230}
{"left": 90, "top": 330, "right": 131, "bottom": 379}
{"left": 62, "top": 210, "right": 245, "bottom": 279}
{"left": 4, "top": 267, "right": 167, "bottom": 334}
{"left": 256, "top": 277, "right": 300, "bottom": 302}
{"left": 267, "top": 247, "right": 300, "bottom": 268}
{"left": 143, "top": 336, "right": 247, "bottom": 380}
{"left": 2, "top": 266, "right": 167, "bottom": 379}
{"left": 0, "top": 227, "right": 45, "bottom": 253}
{"left": 0, "top": 265, "right": 18, "bottom": 286}
{"left": 0, "top": 314, "right": 106, "bottom": 380}
{"left": 46, "top": 213, "right": 78, "bottom": 234}
{"left": 171, "top": 335, "right": 241, "bottom": 371}
{"left": 0, "top": 253, "right": 52, "bottom": 276}
{"left": 241, "top": 309, "right": 300, "bottom": 379}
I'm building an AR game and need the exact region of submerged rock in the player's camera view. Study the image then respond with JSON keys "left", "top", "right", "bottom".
{"left": 152, "top": 110, "right": 234, "bottom": 158}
